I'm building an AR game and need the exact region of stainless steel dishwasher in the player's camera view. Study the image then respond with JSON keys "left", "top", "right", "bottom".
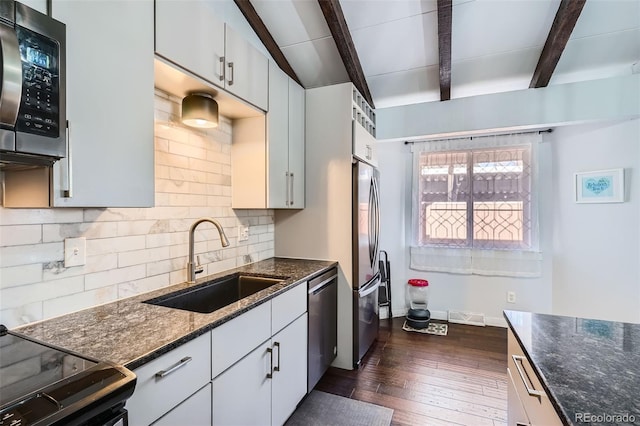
{"left": 307, "top": 267, "right": 338, "bottom": 393}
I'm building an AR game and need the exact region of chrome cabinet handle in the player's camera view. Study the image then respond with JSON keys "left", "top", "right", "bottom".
{"left": 0, "top": 22, "right": 22, "bottom": 126}
{"left": 366, "top": 145, "right": 372, "bottom": 160}
{"left": 285, "top": 171, "right": 289, "bottom": 206}
{"left": 289, "top": 173, "right": 294, "bottom": 206}
{"left": 227, "top": 62, "right": 234, "bottom": 86}
{"left": 63, "top": 120, "right": 73, "bottom": 198}
{"left": 267, "top": 347, "right": 273, "bottom": 378}
{"left": 512, "top": 355, "right": 544, "bottom": 398}
{"left": 273, "top": 342, "right": 281, "bottom": 372}
{"left": 155, "top": 356, "right": 193, "bottom": 379}
{"left": 219, "top": 56, "right": 225, "bottom": 82}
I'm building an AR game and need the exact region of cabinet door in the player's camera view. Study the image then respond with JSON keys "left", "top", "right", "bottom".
{"left": 288, "top": 79, "right": 305, "bottom": 209}
{"left": 152, "top": 383, "right": 212, "bottom": 426}
{"left": 352, "top": 120, "right": 378, "bottom": 168}
{"left": 51, "top": 0, "right": 154, "bottom": 207}
{"left": 271, "top": 314, "right": 308, "bottom": 426}
{"left": 213, "top": 340, "right": 272, "bottom": 426}
{"left": 224, "top": 25, "right": 268, "bottom": 111}
{"left": 155, "top": 0, "right": 225, "bottom": 84}
{"left": 267, "top": 62, "right": 289, "bottom": 208}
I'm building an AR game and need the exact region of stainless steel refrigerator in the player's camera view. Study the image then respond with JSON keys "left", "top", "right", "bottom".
{"left": 352, "top": 159, "right": 381, "bottom": 367}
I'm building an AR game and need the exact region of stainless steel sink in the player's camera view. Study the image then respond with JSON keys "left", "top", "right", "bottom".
{"left": 143, "top": 274, "right": 285, "bottom": 314}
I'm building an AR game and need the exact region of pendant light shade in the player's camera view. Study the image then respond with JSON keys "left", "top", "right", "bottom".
{"left": 181, "top": 93, "right": 219, "bottom": 128}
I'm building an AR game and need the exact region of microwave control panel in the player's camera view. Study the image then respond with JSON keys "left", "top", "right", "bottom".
{"left": 15, "top": 27, "right": 60, "bottom": 138}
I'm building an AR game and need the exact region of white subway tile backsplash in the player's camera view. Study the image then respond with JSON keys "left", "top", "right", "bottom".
{"left": 0, "top": 93, "right": 274, "bottom": 327}
{"left": 0, "top": 301, "right": 43, "bottom": 329}
{"left": 86, "top": 236, "right": 146, "bottom": 256}
{"left": 145, "top": 233, "right": 171, "bottom": 249}
{"left": 2, "top": 276, "right": 84, "bottom": 309}
{"left": 0, "top": 264, "right": 42, "bottom": 289}
{"left": 0, "top": 243, "right": 63, "bottom": 268}
{"left": 83, "top": 208, "right": 149, "bottom": 223}
{"left": 117, "top": 246, "right": 171, "bottom": 268}
{"left": 43, "top": 285, "right": 118, "bottom": 319}
{"left": 42, "top": 222, "right": 119, "bottom": 243}
{"left": 118, "top": 274, "right": 170, "bottom": 299}
{"left": 156, "top": 150, "right": 189, "bottom": 169}
{"left": 169, "top": 140, "right": 208, "bottom": 159}
{"left": 0, "top": 225, "right": 41, "bottom": 247}
{"left": 85, "top": 265, "right": 146, "bottom": 290}
{"left": 0, "top": 208, "right": 83, "bottom": 226}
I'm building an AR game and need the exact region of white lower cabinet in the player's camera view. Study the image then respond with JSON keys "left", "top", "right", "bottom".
{"left": 126, "top": 284, "right": 308, "bottom": 426}
{"left": 271, "top": 314, "right": 308, "bottom": 426}
{"left": 127, "top": 332, "right": 211, "bottom": 426}
{"left": 212, "top": 313, "right": 308, "bottom": 426}
{"left": 212, "top": 340, "right": 272, "bottom": 425}
{"left": 152, "top": 383, "right": 212, "bottom": 426}
{"left": 507, "top": 329, "right": 562, "bottom": 426}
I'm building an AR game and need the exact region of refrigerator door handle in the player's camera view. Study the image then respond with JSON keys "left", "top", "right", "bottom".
{"left": 372, "top": 176, "right": 381, "bottom": 261}
{"left": 359, "top": 276, "right": 380, "bottom": 297}
{"left": 368, "top": 177, "right": 375, "bottom": 265}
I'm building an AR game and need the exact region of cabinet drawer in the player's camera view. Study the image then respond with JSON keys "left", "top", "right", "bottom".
{"left": 127, "top": 332, "right": 211, "bottom": 426}
{"left": 508, "top": 330, "right": 562, "bottom": 426}
{"left": 152, "top": 383, "right": 212, "bottom": 426}
{"left": 272, "top": 283, "right": 307, "bottom": 334}
{"left": 212, "top": 301, "right": 271, "bottom": 377}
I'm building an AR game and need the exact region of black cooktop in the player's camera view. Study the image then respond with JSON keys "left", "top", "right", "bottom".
{"left": 0, "top": 325, "right": 136, "bottom": 426}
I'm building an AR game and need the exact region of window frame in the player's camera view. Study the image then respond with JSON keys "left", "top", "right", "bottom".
{"left": 415, "top": 144, "right": 534, "bottom": 251}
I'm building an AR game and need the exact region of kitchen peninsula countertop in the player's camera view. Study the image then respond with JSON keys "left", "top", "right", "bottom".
{"left": 504, "top": 310, "right": 640, "bottom": 426}
{"left": 14, "top": 258, "right": 336, "bottom": 370}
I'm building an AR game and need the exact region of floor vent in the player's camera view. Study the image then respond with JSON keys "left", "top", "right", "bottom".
{"left": 448, "top": 310, "right": 486, "bottom": 327}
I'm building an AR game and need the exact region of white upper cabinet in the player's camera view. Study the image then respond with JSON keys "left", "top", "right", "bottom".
{"left": 266, "top": 63, "right": 305, "bottom": 209}
{"left": 287, "top": 77, "right": 305, "bottom": 208}
{"left": 155, "top": 0, "right": 268, "bottom": 111}
{"left": 224, "top": 25, "right": 269, "bottom": 111}
{"left": 51, "top": 0, "right": 154, "bottom": 207}
{"left": 267, "top": 63, "right": 291, "bottom": 208}
{"left": 155, "top": 0, "right": 225, "bottom": 84}
{"left": 231, "top": 63, "right": 305, "bottom": 209}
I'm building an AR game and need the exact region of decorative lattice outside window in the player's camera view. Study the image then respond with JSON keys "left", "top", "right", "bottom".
{"left": 417, "top": 146, "right": 533, "bottom": 250}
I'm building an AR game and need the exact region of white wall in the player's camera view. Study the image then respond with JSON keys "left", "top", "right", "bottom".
{"left": 550, "top": 119, "right": 640, "bottom": 323}
{"left": 0, "top": 92, "right": 274, "bottom": 329}
{"left": 377, "top": 118, "right": 640, "bottom": 326}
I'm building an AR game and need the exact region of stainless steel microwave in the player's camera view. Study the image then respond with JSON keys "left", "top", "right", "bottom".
{"left": 0, "top": 0, "right": 65, "bottom": 167}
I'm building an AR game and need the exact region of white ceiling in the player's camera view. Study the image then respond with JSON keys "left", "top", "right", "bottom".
{"left": 251, "top": 0, "right": 640, "bottom": 109}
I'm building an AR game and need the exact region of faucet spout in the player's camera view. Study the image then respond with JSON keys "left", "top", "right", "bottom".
{"left": 187, "top": 217, "right": 230, "bottom": 283}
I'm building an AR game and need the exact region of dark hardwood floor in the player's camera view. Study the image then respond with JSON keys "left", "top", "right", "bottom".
{"left": 314, "top": 317, "right": 508, "bottom": 426}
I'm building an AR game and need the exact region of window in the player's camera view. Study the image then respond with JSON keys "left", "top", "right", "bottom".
{"left": 410, "top": 133, "right": 542, "bottom": 277}
{"left": 418, "top": 146, "right": 532, "bottom": 250}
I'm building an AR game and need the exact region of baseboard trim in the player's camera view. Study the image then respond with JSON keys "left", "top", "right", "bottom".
{"left": 380, "top": 308, "right": 507, "bottom": 328}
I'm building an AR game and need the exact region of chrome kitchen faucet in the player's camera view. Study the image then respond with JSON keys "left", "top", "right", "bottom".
{"left": 187, "top": 218, "right": 230, "bottom": 283}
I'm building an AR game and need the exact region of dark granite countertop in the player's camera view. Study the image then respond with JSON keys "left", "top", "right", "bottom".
{"left": 504, "top": 310, "right": 640, "bottom": 426}
{"left": 14, "top": 258, "right": 336, "bottom": 370}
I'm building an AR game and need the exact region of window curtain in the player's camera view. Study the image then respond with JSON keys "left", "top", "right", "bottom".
{"left": 410, "top": 132, "right": 542, "bottom": 278}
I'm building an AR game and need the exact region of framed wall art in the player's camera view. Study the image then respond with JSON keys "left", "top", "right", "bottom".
{"left": 574, "top": 168, "right": 624, "bottom": 203}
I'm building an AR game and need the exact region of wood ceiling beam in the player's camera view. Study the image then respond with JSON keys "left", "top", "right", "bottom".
{"left": 318, "top": 0, "right": 375, "bottom": 108}
{"left": 233, "top": 0, "right": 302, "bottom": 86}
{"left": 529, "top": 0, "right": 586, "bottom": 88}
{"left": 437, "top": 0, "right": 452, "bottom": 101}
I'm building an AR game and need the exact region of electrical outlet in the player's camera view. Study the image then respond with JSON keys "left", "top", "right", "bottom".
{"left": 507, "top": 291, "right": 516, "bottom": 304}
{"left": 64, "top": 237, "right": 86, "bottom": 267}
{"left": 238, "top": 225, "right": 249, "bottom": 242}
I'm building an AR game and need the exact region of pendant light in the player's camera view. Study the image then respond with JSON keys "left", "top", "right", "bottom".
{"left": 181, "top": 93, "right": 219, "bottom": 128}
